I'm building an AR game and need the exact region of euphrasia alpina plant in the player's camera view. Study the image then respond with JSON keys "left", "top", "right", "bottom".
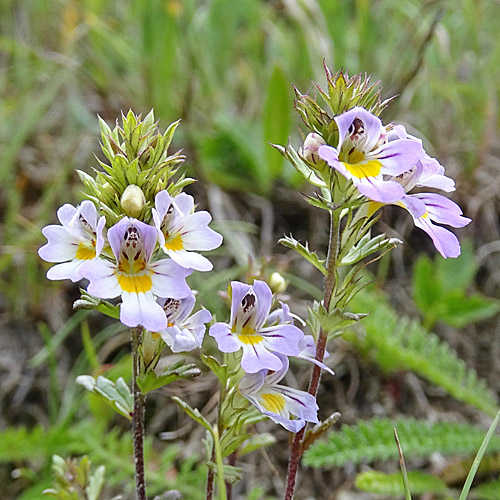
{"left": 39, "top": 64, "right": 471, "bottom": 500}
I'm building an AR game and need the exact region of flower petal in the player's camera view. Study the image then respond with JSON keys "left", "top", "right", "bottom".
{"left": 240, "top": 342, "right": 283, "bottom": 373}
{"left": 335, "top": 107, "right": 383, "bottom": 153}
{"left": 209, "top": 322, "right": 240, "bottom": 353}
{"left": 121, "top": 291, "right": 167, "bottom": 331}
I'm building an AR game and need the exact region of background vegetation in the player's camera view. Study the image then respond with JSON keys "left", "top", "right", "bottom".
{"left": 1, "top": 0, "right": 500, "bottom": 499}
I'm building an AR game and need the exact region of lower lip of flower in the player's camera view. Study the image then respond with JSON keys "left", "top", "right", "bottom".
{"left": 116, "top": 272, "right": 153, "bottom": 293}
{"left": 342, "top": 158, "right": 383, "bottom": 179}
{"left": 75, "top": 242, "right": 96, "bottom": 260}
{"left": 165, "top": 233, "right": 184, "bottom": 251}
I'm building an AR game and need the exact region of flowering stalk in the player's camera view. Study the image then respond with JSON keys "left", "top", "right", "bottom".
{"left": 284, "top": 208, "right": 340, "bottom": 500}
{"left": 131, "top": 326, "right": 147, "bottom": 500}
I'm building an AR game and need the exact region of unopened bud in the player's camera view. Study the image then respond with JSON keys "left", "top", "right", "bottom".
{"left": 269, "top": 272, "right": 287, "bottom": 294}
{"left": 302, "top": 133, "right": 327, "bottom": 170}
{"left": 121, "top": 184, "right": 146, "bottom": 218}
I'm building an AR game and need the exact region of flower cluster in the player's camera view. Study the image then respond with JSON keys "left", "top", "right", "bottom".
{"left": 314, "top": 107, "right": 470, "bottom": 258}
{"left": 210, "top": 280, "right": 331, "bottom": 432}
{"left": 39, "top": 190, "right": 222, "bottom": 338}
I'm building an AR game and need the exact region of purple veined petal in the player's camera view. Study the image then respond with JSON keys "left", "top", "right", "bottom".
{"left": 239, "top": 371, "right": 266, "bottom": 395}
{"left": 184, "top": 308, "right": 212, "bottom": 330}
{"left": 166, "top": 248, "right": 214, "bottom": 271}
{"left": 107, "top": 217, "right": 131, "bottom": 259}
{"left": 296, "top": 354, "right": 335, "bottom": 376}
{"left": 297, "top": 335, "right": 334, "bottom": 375}
{"left": 240, "top": 342, "right": 283, "bottom": 373}
{"left": 259, "top": 323, "right": 303, "bottom": 357}
{"left": 252, "top": 280, "right": 273, "bottom": 330}
{"left": 318, "top": 145, "right": 340, "bottom": 167}
{"left": 150, "top": 259, "right": 192, "bottom": 298}
{"left": 229, "top": 281, "right": 253, "bottom": 327}
{"left": 154, "top": 190, "right": 173, "bottom": 220}
{"left": 335, "top": 107, "right": 383, "bottom": 153}
{"left": 161, "top": 325, "right": 200, "bottom": 352}
{"left": 267, "top": 302, "right": 293, "bottom": 325}
{"left": 172, "top": 192, "right": 195, "bottom": 216}
{"left": 133, "top": 219, "right": 158, "bottom": 261}
{"left": 46, "top": 259, "right": 85, "bottom": 282}
{"left": 276, "top": 385, "right": 320, "bottom": 423}
{"left": 95, "top": 216, "right": 107, "bottom": 256}
{"left": 355, "top": 176, "right": 405, "bottom": 203}
{"left": 151, "top": 207, "right": 165, "bottom": 248}
{"left": 121, "top": 291, "right": 167, "bottom": 331}
{"left": 39, "top": 225, "right": 79, "bottom": 262}
{"left": 158, "top": 325, "right": 182, "bottom": 349}
{"left": 175, "top": 293, "right": 197, "bottom": 322}
{"left": 78, "top": 200, "right": 98, "bottom": 229}
{"left": 264, "top": 414, "right": 306, "bottom": 433}
{"left": 57, "top": 203, "right": 78, "bottom": 226}
{"left": 371, "top": 139, "right": 425, "bottom": 176}
{"left": 418, "top": 173, "right": 456, "bottom": 192}
{"left": 265, "top": 352, "right": 289, "bottom": 385}
{"left": 209, "top": 322, "right": 240, "bottom": 353}
{"left": 181, "top": 219, "right": 223, "bottom": 251}
{"left": 413, "top": 216, "right": 462, "bottom": 259}
{"left": 413, "top": 193, "right": 471, "bottom": 228}
{"left": 398, "top": 195, "right": 427, "bottom": 219}
{"left": 80, "top": 259, "right": 121, "bottom": 298}
{"left": 386, "top": 124, "right": 408, "bottom": 141}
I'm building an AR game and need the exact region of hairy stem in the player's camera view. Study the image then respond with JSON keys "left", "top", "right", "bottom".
{"left": 284, "top": 209, "right": 340, "bottom": 500}
{"left": 131, "top": 326, "right": 147, "bottom": 500}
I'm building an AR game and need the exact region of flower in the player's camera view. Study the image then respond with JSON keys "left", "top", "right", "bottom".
{"left": 239, "top": 353, "right": 319, "bottom": 433}
{"left": 79, "top": 217, "right": 192, "bottom": 331}
{"left": 209, "top": 280, "right": 304, "bottom": 373}
{"left": 38, "top": 201, "right": 106, "bottom": 282}
{"left": 152, "top": 191, "right": 223, "bottom": 271}
{"left": 374, "top": 125, "right": 471, "bottom": 258}
{"left": 156, "top": 293, "right": 212, "bottom": 352}
{"left": 318, "top": 107, "right": 425, "bottom": 203}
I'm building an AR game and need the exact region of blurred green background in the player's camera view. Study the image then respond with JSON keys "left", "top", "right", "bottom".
{"left": 1, "top": 0, "right": 500, "bottom": 498}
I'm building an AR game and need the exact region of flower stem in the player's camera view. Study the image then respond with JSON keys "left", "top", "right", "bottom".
{"left": 131, "top": 326, "right": 147, "bottom": 500}
{"left": 284, "top": 209, "right": 340, "bottom": 500}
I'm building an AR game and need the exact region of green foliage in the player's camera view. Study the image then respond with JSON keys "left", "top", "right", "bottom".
{"left": 76, "top": 375, "right": 133, "bottom": 420}
{"left": 475, "top": 478, "right": 500, "bottom": 500}
{"left": 413, "top": 243, "right": 500, "bottom": 329}
{"left": 137, "top": 360, "right": 201, "bottom": 394}
{"left": 346, "top": 288, "right": 498, "bottom": 417}
{"left": 279, "top": 235, "right": 326, "bottom": 275}
{"left": 303, "top": 418, "right": 500, "bottom": 468}
{"left": 355, "top": 471, "right": 449, "bottom": 497}
{"left": 43, "top": 455, "right": 107, "bottom": 500}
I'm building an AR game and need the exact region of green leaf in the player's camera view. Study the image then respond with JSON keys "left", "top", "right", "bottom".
{"left": 340, "top": 233, "right": 401, "bottom": 266}
{"left": 459, "top": 409, "right": 500, "bottom": 500}
{"left": 201, "top": 354, "right": 228, "bottom": 385}
{"left": 76, "top": 375, "right": 133, "bottom": 420}
{"left": 439, "top": 293, "right": 500, "bottom": 328}
{"left": 239, "top": 433, "right": 277, "bottom": 456}
{"left": 279, "top": 235, "right": 326, "bottom": 275}
{"left": 347, "top": 288, "right": 498, "bottom": 417}
{"left": 137, "top": 363, "right": 201, "bottom": 394}
{"left": 355, "top": 471, "right": 448, "bottom": 496}
{"left": 263, "top": 65, "right": 291, "bottom": 179}
{"left": 86, "top": 465, "right": 106, "bottom": 500}
{"left": 304, "top": 418, "right": 500, "bottom": 468}
{"left": 172, "top": 396, "right": 213, "bottom": 434}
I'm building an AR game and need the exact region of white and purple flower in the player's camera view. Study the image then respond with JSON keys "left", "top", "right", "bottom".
{"left": 209, "top": 280, "right": 304, "bottom": 373}
{"left": 374, "top": 128, "right": 471, "bottom": 258}
{"left": 38, "top": 201, "right": 106, "bottom": 282}
{"left": 156, "top": 293, "right": 212, "bottom": 352}
{"left": 152, "top": 191, "right": 223, "bottom": 271}
{"left": 79, "top": 217, "right": 192, "bottom": 331}
{"left": 239, "top": 353, "right": 319, "bottom": 433}
{"left": 318, "top": 107, "right": 425, "bottom": 203}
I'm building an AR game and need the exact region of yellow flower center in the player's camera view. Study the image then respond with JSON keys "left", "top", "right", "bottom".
{"left": 116, "top": 273, "right": 153, "bottom": 293}
{"left": 342, "top": 158, "right": 383, "bottom": 179}
{"left": 165, "top": 233, "right": 184, "bottom": 251}
{"left": 261, "top": 393, "right": 286, "bottom": 413}
{"left": 75, "top": 241, "right": 96, "bottom": 260}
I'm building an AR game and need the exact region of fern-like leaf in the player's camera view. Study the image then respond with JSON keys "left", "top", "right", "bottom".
{"left": 303, "top": 418, "right": 500, "bottom": 467}
{"left": 355, "top": 470, "right": 449, "bottom": 496}
{"left": 346, "top": 289, "right": 498, "bottom": 417}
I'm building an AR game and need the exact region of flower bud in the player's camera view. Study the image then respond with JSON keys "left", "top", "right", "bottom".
{"left": 269, "top": 272, "right": 287, "bottom": 294}
{"left": 302, "top": 133, "right": 327, "bottom": 170}
{"left": 120, "top": 184, "right": 146, "bottom": 218}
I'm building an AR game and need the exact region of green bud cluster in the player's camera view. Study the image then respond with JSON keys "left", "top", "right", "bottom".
{"left": 295, "top": 65, "right": 394, "bottom": 147}
{"left": 77, "top": 110, "right": 194, "bottom": 225}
